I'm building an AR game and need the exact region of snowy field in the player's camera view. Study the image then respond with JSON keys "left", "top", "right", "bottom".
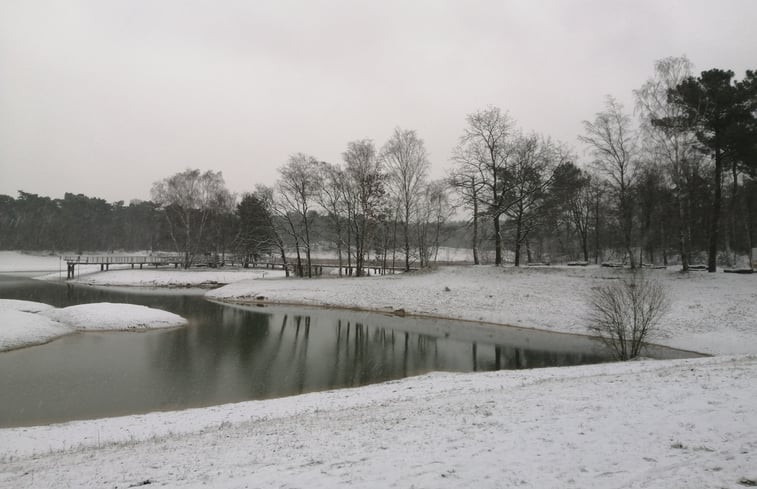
{"left": 1, "top": 251, "right": 756, "bottom": 487}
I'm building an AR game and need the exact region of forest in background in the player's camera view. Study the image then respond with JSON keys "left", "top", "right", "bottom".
{"left": 1, "top": 58, "right": 755, "bottom": 274}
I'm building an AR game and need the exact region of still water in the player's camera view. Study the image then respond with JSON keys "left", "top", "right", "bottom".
{"left": 0, "top": 275, "right": 693, "bottom": 427}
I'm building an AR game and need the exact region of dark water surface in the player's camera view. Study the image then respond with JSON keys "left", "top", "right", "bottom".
{"left": 0, "top": 275, "right": 693, "bottom": 427}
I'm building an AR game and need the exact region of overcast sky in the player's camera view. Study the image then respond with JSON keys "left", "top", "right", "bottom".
{"left": 1, "top": 0, "right": 755, "bottom": 203}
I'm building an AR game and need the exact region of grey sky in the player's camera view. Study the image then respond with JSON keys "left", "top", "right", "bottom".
{"left": 1, "top": 0, "right": 755, "bottom": 202}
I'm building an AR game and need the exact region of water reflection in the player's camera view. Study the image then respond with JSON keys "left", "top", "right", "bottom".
{"left": 0, "top": 276, "right": 692, "bottom": 427}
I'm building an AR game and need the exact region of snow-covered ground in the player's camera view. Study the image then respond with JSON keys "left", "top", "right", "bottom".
{"left": 0, "top": 299, "right": 187, "bottom": 351}
{"left": 209, "top": 265, "right": 757, "bottom": 356}
{"left": 1, "top": 355, "right": 755, "bottom": 488}
{"left": 2, "top": 251, "right": 757, "bottom": 487}
{"left": 0, "top": 251, "right": 62, "bottom": 273}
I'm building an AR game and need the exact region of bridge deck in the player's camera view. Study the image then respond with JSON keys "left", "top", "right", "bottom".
{"left": 63, "top": 255, "right": 184, "bottom": 265}
{"left": 61, "top": 255, "right": 414, "bottom": 279}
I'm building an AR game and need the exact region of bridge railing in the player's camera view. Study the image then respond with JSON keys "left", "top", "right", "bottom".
{"left": 62, "top": 255, "right": 184, "bottom": 264}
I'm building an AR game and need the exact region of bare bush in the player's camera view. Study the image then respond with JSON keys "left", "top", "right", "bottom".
{"left": 587, "top": 272, "right": 670, "bottom": 360}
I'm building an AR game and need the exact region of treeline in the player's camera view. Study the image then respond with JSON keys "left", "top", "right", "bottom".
{"left": 0, "top": 192, "right": 167, "bottom": 252}
{"left": 1, "top": 57, "right": 755, "bottom": 273}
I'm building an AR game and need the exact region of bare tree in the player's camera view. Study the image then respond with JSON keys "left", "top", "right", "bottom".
{"left": 415, "top": 180, "right": 454, "bottom": 267}
{"left": 503, "top": 135, "right": 567, "bottom": 266}
{"left": 316, "top": 161, "right": 348, "bottom": 276}
{"left": 252, "top": 184, "right": 290, "bottom": 276}
{"left": 150, "top": 169, "right": 232, "bottom": 268}
{"left": 381, "top": 127, "right": 430, "bottom": 271}
{"left": 343, "top": 139, "right": 385, "bottom": 276}
{"left": 635, "top": 56, "right": 700, "bottom": 271}
{"left": 448, "top": 165, "right": 485, "bottom": 264}
{"left": 453, "top": 107, "right": 518, "bottom": 265}
{"left": 587, "top": 271, "right": 670, "bottom": 360}
{"left": 580, "top": 96, "right": 639, "bottom": 268}
{"left": 276, "top": 153, "right": 321, "bottom": 277}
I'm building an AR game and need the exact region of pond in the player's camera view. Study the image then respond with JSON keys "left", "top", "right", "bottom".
{"left": 0, "top": 275, "right": 696, "bottom": 427}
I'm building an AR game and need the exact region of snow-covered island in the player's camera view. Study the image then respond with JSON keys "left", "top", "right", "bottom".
{"left": 1, "top": 252, "right": 756, "bottom": 487}
{"left": 0, "top": 299, "right": 187, "bottom": 351}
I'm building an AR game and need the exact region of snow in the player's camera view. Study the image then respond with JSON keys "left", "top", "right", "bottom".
{"left": 0, "top": 299, "right": 186, "bottom": 350}
{"left": 0, "top": 309, "right": 72, "bottom": 351}
{"left": 0, "top": 251, "right": 61, "bottom": 273}
{"left": 0, "top": 299, "right": 55, "bottom": 313}
{"left": 1, "top": 355, "right": 755, "bottom": 488}
{"left": 209, "top": 265, "right": 757, "bottom": 356}
{"left": 42, "top": 303, "right": 188, "bottom": 330}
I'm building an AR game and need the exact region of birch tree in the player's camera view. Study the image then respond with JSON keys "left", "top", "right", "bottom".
{"left": 579, "top": 97, "right": 639, "bottom": 268}
{"left": 343, "top": 139, "right": 385, "bottom": 276}
{"left": 150, "top": 169, "right": 232, "bottom": 268}
{"left": 381, "top": 127, "right": 430, "bottom": 271}
{"left": 635, "top": 56, "right": 699, "bottom": 271}
{"left": 276, "top": 153, "right": 321, "bottom": 277}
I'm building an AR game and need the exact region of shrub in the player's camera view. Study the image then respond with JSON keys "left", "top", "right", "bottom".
{"left": 587, "top": 272, "right": 670, "bottom": 360}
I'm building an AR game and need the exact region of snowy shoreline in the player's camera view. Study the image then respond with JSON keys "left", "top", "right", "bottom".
{"left": 207, "top": 264, "right": 757, "bottom": 356}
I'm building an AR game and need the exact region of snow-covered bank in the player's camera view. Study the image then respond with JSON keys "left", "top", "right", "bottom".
{"left": 0, "top": 310, "right": 73, "bottom": 351}
{"left": 42, "top": 303, "right": 187, "bottom": 330}
{"left": 209, "top": 265, "right": 757, "bottom": 356}
{"left": 0, "top": 299, "right": 187, "bottom": 350}
{"left": 2, "top": 355, "right": 755, "bottom": 488}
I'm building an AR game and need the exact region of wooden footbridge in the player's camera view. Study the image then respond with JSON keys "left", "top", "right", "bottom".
{"left": 62, "top": 254, "right": 415, "bottom": 279}
{"left": 63, "top": 255, "right": 188, "bottom": 279}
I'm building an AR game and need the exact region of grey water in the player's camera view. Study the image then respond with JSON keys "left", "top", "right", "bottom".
{"left": 0, "top": 275, "right": 695, "bottom": 428}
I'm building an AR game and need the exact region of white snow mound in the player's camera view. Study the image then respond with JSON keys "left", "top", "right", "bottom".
{"left": 0, "top": 299, "right": 56, "bottom": 313}
{"left": 0, "top": 310, "right": 73, "bottom": 351}
{"left": 43, "top": 303, "right": 187, "bottom": 330}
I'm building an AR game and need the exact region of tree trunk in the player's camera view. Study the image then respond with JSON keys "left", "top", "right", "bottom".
{"left": 514, "top": 213, "right": 523, "bottom": 267}
{"left": 294, "top": 238, "right": 303, "bottom": 277}
{"left": 391, "top": 214, "right": 398, "bottom": 271}
{"left": 494, "top": 215, "right": 502, "bottom": 265}
{"left": 677, "top": 190, "right": 689, "bottom": 272}
{"left": 472, "top": 196, "right": 480, "bottom": 265}
{"left": 708, "top": 146, "right": 722, "bottom": 273}
{"left": 404, "top": 207, "right": 411, "bottom": 272}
